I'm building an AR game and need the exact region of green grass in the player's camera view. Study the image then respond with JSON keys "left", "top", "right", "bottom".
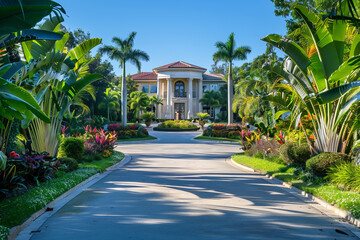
{"left": 194, "top": 135, "right": 242, "bottom": 143}
{"left": 79, "top": 151, "right": 125, "bottom": 171}
{"left": 232, "top": 153, "right": 360, "bottom": 218}
{"left": 116, "top": 135, "right": 157, "bottom": 142}
{"left": 153, "top": 127, "right": 199, "bottom": 131}
{"left": 0, "top": 151, "right": 124, "bottom": 230}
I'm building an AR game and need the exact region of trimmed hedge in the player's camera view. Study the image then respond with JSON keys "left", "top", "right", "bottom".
{"left": 306, "top": 152, "right": 350, "bottom": 177}
{"left": 60, "top": 137, "right": 84, "bottom": 161}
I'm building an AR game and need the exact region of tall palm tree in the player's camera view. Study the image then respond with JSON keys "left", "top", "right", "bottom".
{"left": 98, "top": 88, "right": 121, "bottom": 121}
{"left": 200, "top": 90, "right": 221, "bottom": 118}
{"left": 213, "top": 33, "right": 251, "bottom": 124}
{"left": 99, "top": 32, "right": 149, "bottom": 125}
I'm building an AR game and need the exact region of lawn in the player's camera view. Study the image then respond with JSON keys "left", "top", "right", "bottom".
{"left": 232, "top": 154, "right": 360, "bottom": 218}
{"left": 116, "top": 135, "right": 157, "bottom": 142}
{"left": 0, "top": 151, "right": 124, "bottom": 230}
{"left": 194, "top": 135, "right": 242, "bottom": 143}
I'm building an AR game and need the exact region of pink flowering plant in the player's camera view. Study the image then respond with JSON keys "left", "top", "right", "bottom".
{"left": 83, "top": 125, "right": 117, "bottom": 153}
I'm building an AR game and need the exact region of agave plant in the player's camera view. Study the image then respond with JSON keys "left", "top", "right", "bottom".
{"left": 262, "top": 4, "right": 360, "bottom": 154}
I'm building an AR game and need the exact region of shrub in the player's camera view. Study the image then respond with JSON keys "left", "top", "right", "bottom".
{"left": 326, "top": 162, "right": 360, "bottom": 191}
{"left": 82, "top": 152, "right": 103, "bottom": 162}
{"left": 58, "top": 157, "right": 78, "bottom": 172}
{"left": 155, "top": 120, "right": 198, "bottom": 131}
{"left": 306, "top": 152, "right": 350, "bottom": 177}
{"left": 280, "top": 142, "right": 311, "bottom": 165}
{"left": 60, "top": 137, "right": 84, "bottom": 161}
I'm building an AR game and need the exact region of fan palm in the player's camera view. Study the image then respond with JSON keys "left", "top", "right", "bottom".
{"left": 213, "top": 33, "right": 251, "bottom": 124}
{"left": 98, "top": 88, "right": 121, "bottom": 121}
{"left": 99, "top": 32, "right": 149, "bottom": 125}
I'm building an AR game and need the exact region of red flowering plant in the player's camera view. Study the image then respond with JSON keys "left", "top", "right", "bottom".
{"left": 6, "top": 151, "right": 57, "bottom": 187}
{"left": 83, "top": 125, "right": 117, "bottom": 153}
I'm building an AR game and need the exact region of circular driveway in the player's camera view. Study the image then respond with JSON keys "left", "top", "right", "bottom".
{"left": 29, "top": 131, "right": 359, "bottom": 240}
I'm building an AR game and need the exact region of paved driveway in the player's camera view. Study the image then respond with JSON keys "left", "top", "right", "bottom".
{"left": 29, "top": 131, "right": 359, "bottom": 240}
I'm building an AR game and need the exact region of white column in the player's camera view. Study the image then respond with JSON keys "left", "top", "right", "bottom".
{"left": 198, "top": 78, "right": 203, "bottom": 112}
{"left": 165, "top": 78, "right": 172, "bottom": 119}
{"left": 156, "top": 77, "right": 160, "bottom": 118}
{"left": 188, "top": 78, "right": 193, "bottom": 119}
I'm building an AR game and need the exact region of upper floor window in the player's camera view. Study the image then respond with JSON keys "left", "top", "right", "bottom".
{"left": 175, "top": 81, "right": 185, "bottom": 97}
{"left": 150, "top": 85, "right": 157, "bottom": 93}
{"left": 142, "top": 84, "right": 149, "bottom": 93}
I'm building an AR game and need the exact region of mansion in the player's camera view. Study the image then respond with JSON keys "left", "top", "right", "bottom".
{"left": 131, "top": 61, "right": 225, "bottom": 120}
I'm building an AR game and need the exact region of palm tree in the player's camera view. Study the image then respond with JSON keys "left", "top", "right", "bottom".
{"left": 200, "top": 90, "right": 221, "bottom": 119}
{"left": 128, "top": 91, "right": 150, "bottom": 122}
{"left": 150, "top": 95, "right": 163, "bottom": 118}
{"left": 213, "top": 33, "right": 251, "bottom": 124}
{"left": 98, "top": 88, "right": 121, "bottom": 121}
{"left": 99, "top": 32, "right": 149, "bottom": 125}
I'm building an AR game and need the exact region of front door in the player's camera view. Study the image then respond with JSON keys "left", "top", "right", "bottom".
{"left": 174, "top": 103, "right": 185, "bottom": 120}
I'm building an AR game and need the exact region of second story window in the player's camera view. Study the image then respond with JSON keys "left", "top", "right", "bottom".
{"left": 175, "top": 81, "right": 185, "bottom": 97}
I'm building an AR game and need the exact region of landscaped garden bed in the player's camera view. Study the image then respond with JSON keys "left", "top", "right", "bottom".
{"left": 107, "top": 123, "right": 151, "bottom": 139}
{"left": 0, "top": 124, "right": 124, "bottom": 239}
{"left": 153, "top": 120, "right": 199, "bottom": 131}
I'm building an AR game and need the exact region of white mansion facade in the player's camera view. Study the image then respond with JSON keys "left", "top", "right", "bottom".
{"left": 131, "top": 61, "right": 225, "bottom": 120}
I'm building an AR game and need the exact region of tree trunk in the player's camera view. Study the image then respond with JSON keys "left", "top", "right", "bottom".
{"left": 228, "top": 62, "right": 233, "bottom": 124}
{"left": 121, "top": 61, "right": 128, "bottom": 125}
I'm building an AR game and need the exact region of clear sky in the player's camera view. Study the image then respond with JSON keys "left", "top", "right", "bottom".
{"left": 58, "top": 0, "right": 287, "bottom": 76}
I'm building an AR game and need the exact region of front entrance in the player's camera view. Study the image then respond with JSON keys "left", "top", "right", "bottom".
{"left": 174, "top": 103, "right": 185, "bottom": 120}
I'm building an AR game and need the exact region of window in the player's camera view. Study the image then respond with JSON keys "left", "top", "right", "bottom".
{"left": 175, "top": 81, "right": 185, "bottom": 97}
{"left": 203, "top": 85, "right": 209, "bottom": 93}
{"left": 210, "top": 84, "right": 218, "bottom": 91}
{"left": 150, "top": 85, "right": 157, "bottom": 93}
{"left": 142, "top": 84, "right": 149, "bottom": 93}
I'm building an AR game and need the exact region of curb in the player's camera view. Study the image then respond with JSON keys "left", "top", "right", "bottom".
{"left": 229, "top": 157, "right": 360, "bottom": 235}
{"left": 10, "top": 154, "right": 132, "bottom": 240}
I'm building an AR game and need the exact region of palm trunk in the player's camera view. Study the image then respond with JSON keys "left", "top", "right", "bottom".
{"left": 121, "top": 61, "right": 127, "bottom": 125}
{"left": 228, "top": 61, "right": 233, "bottom": 124}
{"left": 107, "top": 106, "right": 110, "bottom": 122}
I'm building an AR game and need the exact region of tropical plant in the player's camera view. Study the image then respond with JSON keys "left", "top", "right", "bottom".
{"left": 99, "top": 32, "right": 150, "bottom": 125}
{"left": 141, "top": 112, "right": 155, "bottom": 125}
{"left": 199, "top": 90, "right": 221, "bottom": 118}
{"left": 83, "top": 125, "right": 117, "bottom": 153}
{"left": 12, "top": 18, "right": 103, "bottom": 156}
{"left": 213, "top": 33, "right": 251, "bottom": 124}
{"left": 197, "top": 112, "right": 210, "bottom": 130}
{"left": 150, "top": 95, "right": 163, "bottom": 118}
{"left": 98, "top": 88, "right": 120, "bottom": 121}
{"left": 128, "top": 91, "right": 150, "bottom": 122}
{"left": 262, "top": 4, "right": 360, "bottom": 154}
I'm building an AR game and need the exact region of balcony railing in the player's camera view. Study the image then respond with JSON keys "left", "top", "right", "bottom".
{"left": 174, "top": 92, "right": 187, "bottom": 98}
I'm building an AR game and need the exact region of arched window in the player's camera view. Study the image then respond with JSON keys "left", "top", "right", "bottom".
{"left": 175, "top": 81, "right": 185, "bottom": 97}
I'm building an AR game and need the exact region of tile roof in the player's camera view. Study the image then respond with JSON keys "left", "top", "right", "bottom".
{"left": 131, "top": 72, "right": 157, "bottom": 80}
{"left": 154, "top": 61, "right": 206, "bottom": 71}
{"left": 202, "top": 73, "right": 224, "bottom": 80}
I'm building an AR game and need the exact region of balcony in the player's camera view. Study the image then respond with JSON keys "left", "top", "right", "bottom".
{"left": 174, "top": 92, "right": 187, "bottom": 98}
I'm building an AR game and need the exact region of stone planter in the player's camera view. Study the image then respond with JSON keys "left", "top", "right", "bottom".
{"left": 145, "top": 120, "right": 152, "bottom": 127}
{"left": 199, "top": 120, "right": 205, "bottom": 130}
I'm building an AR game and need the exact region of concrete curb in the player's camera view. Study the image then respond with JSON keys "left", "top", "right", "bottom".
{"left": 229, "top": 157, "right": 360, "bottom": 235}
{"left": 10, "top": 154, "right": 132, "bottom": 240}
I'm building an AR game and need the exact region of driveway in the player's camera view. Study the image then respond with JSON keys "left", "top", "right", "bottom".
{"left": 29, "top": 131, "right": 359, "bottom": 240}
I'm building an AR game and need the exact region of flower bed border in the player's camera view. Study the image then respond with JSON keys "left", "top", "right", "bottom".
{"left": 153, "top": 127, "right": 199, "bottom": 132}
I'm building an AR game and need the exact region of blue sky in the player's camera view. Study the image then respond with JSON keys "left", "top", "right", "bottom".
{"left": 59, "top": 0, "right": 287, "bottom": 76}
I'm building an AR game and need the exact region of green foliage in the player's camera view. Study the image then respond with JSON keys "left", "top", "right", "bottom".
{"left": 326, "top": 162, "right": 360, "bottom": 191}
{"left": 280, "top": 142, "right": 311, "bottom": 165}
{"left": 58, "top": 157, "right": 78, "bottom": 172}
{"left": 0, "top": 151, "right": 6, "bottom": 171}
{"left": 155, "top": 120, "right": 199, "bottom": 131}
{"left": 60, "top": 137, "right": 84, "bottom": 161}
{"left": 306, "top": 153, "right": 350, "bottom": 177}
{"left": 196, "top": 112, "right": 210, "bottom": 120}
{"left": 141, "top": 112, "right": 155, "bottom": 122}
{"left": 0, "top": 225, "right": 9, "bottom": 240}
